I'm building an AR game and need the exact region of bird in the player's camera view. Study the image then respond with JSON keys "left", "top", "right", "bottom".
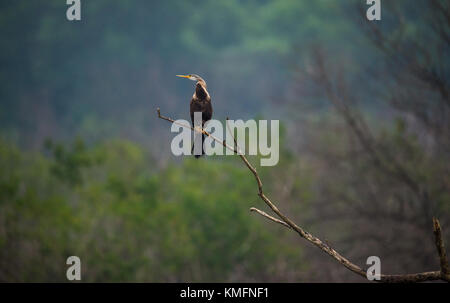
{"left": 176, "top": 74, "right": 213, "bottom": 158}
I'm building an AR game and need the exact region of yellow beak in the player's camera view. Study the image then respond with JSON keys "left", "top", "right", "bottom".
{"left": 176, "top": 74, "right": 190, "bottom": 78}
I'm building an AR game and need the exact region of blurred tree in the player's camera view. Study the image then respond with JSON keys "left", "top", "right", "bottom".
{"left": 282, "top": 0, "right": 449, "bottom": 281}
{"left": 0, "top": 0, "right": 357, "bottom": 147}
{"left": 0, "top": 137, "right": 307, "bottom": 282}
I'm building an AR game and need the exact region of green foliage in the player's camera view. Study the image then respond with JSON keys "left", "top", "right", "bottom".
{"left": 44, "top": 137, "right": 97, "bottom": 185}
{"left": 0, "top": 138, "right": 304, "bottom": 282}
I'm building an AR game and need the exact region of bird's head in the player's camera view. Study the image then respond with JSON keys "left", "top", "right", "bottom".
{"left": 177, "top": 74, "right": 209, "bottom": 97}
{"left": 176, "top": 74, "right": 204, "bottom": 82}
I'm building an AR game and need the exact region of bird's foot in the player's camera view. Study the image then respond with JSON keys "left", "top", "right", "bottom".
{"left": 194, "top": 126, "right": 203, "bottom": 134}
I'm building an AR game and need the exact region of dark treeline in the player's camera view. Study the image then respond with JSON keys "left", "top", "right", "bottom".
{"left": 0, "top": 0, "right": 360, "bottom": 148}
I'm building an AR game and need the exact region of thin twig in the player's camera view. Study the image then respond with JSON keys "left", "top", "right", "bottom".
{"left": 433, "top": 217, "right": 450, "bottom": 280}
{"left": 250, "top": 207, "right": 291, "bottom": 228}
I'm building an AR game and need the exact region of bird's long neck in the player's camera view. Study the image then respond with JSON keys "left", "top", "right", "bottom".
{"left": 196, "top": 78, "right": 207, "bottom": 89}
{"left": 195, "top": 80, "right": 209, "bottom": 100}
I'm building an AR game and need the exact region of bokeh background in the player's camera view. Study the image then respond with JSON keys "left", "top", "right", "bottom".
{"left": 0, "top": 0, "right": 449, "bottom": 282}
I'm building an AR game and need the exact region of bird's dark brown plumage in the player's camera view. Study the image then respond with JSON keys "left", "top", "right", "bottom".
{"left": 189, "top": 77, "right": 212, "bottom": 158}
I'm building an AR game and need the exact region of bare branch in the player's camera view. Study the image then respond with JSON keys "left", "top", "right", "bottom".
{"left": 433, "top": 217, "right": 450, "bottom": 281}
{"left": 157, "top": 108, "right": 449, "bottom": 283}
{"left": 250, "top": 207, "right": 291, "bottom": 228}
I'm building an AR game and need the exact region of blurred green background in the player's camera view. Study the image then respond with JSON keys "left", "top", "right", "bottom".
{"left": 0, "top": 0, "right": 449, "bottom": 282}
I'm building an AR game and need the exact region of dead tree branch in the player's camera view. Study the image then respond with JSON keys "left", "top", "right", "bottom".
{"left": 434, "top": 218, "right": 450, "bottom": 280}
{"left": 250, "top": 207, "right": 291, "bottom": 228}
{"left": 157, "top": 108, "right": 450, "bottom": 283}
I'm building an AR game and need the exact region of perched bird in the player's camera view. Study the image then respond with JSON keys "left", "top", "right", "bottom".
{"left": 176, "top": 74, "right": 213, "bottom": 158}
